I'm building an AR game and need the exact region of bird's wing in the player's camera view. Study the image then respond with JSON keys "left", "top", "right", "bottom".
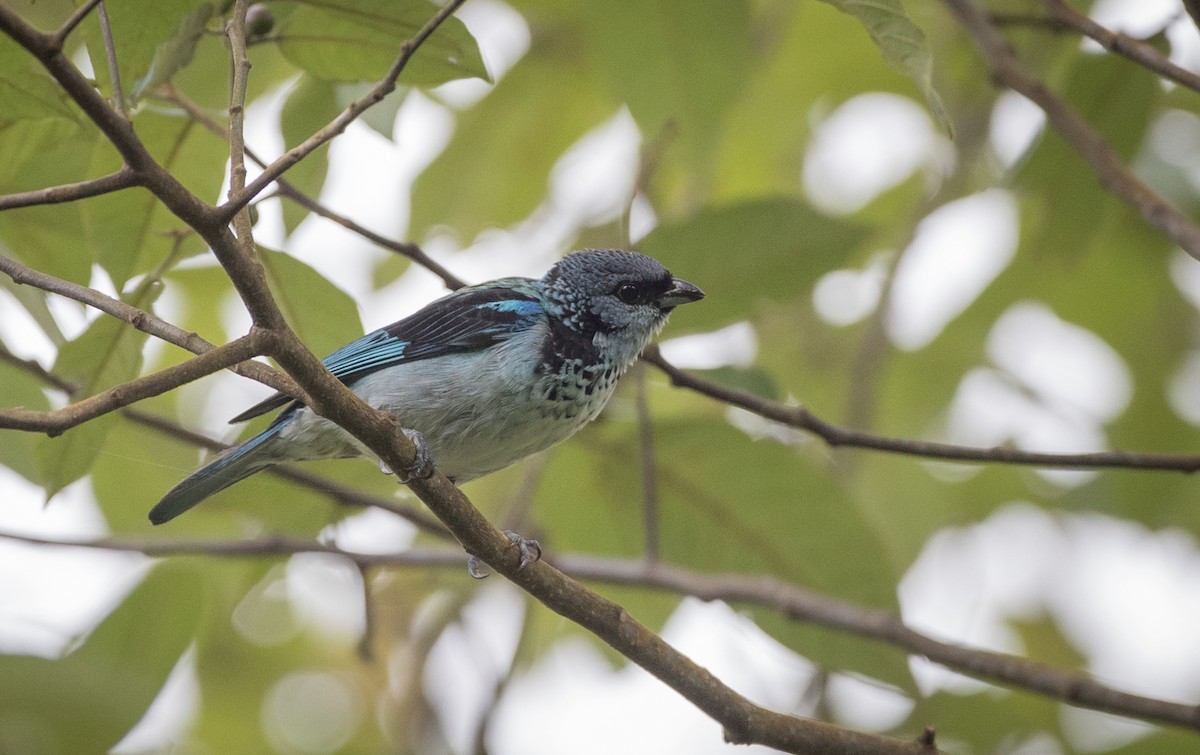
{"left": 228, "top": 280, "right": 546, "bottom": 424}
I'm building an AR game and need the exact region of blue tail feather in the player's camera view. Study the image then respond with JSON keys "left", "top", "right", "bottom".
{"left": 149, "top": 424, "right": 283, "bottom": 525}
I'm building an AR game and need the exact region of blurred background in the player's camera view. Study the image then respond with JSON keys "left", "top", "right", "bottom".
{"left": 2, "top": 0, "right": 1200, "bottom": 752}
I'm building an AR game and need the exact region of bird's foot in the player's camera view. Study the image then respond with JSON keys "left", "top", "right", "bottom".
{"left": 392, "top": 428, "right": 436, "bottom": 484}
{"left": 467, "top": 530, "right": 543, "bottom": 579}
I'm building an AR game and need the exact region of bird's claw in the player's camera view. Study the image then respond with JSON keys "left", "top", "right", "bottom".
{"left": 396, "top": 428, "right": 436, "bottom": 484}
{"left": 466, "top": 530, "right": 542, "bottom": 579}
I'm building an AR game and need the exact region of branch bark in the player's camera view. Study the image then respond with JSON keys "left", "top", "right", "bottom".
{"left": 0, "top": 334, "right": 266, "bottom": 434}
{"left": 4, "top": 530, "right": 1196, "bottom": 734}
{"left": 643, "top": 348, "right": 1200, "bottom": 473}
{"left": 943, "top": 0, "right": 1200, "bottom": 263}
{"left": 0, "top": 252, "right": 300, "bottom": 398}
{"left": 0, "top": 167, "right": 140, "bottom": 211}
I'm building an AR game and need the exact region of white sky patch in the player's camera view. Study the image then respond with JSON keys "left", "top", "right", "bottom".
{"left": 1169, "top": 248, "right": 1200, "bottom": 311}
{"left": 940, "top": 304, "right": 1130, "bottom": 488}
{"left": 489, "top": 599, "right": 813, "bottom": 755}
{"left": 1059, "top": 705, "right": 1154, "bottom": 753}
{"left": 435, "top": 0, "right": 531, "bottom": 108}
{"left": 825, "top": 674, "right": 914, "bottom": 732}
{"left": 658, "top": 321, "right": 758, "bottom": 370}
{"left": 887, "top": 189, "right": 1018, "bottom": 351}
{"left": 902, "top": 502, "right": 1200, "bottom": 724}
{"left": 425, "top": 583, "right": 526, "bottom": 755}
{"left": 285, "top": 552, "right": 366, "bottom": 642}
{"left": 549, "top": 108, "right": 641, "bottom": 229}
{"left": 0, "top": 471, "right": 148, "bottom": 657}
{"left": 812, "top": 252, "right": 889, "bottom": 327}
{"left": 989, "top": 91, "right": 1045, "bottom": 169}
{"left": 1167, "top": 11, "right": 1200, "bottom": 74}
{"left": 803, "top": 93, "right": 943, "bottom": 215}
{"left": 1088, "top": 0, "right": 1178, "bottom": 40}
{"left": 0, "top": 287, "right": 58, "bottom": 364}
{"left": 262, "top": 670, "right": 365, "bottom": 754}
{"left": 112, "top": 646, "right": 201, "bottom": 754}
{"left": 1168, "top": 350, "right": 1200, "bottom": 425}
{"left": 987, "top": 302, "right": 1132, "bottom": 423}
{"left": 628, "top": 192, "right": 658, "bottom": 243}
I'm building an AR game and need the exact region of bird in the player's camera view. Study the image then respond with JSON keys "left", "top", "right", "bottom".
{"left": 149, "top": 249, "right": 704, "bottom": 529}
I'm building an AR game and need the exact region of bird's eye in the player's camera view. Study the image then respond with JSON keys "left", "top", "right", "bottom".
{"left": 616, "top": 283, "right": 642, "bottom": 304}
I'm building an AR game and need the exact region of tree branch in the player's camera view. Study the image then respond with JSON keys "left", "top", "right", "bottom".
{"left": 158, "top": 84, "right": 468, "bottom": 290}
{"left": 995, "top": 3, "right": 1200, "bottom": 93}
{"left": 218, "top": 0, "right": 470, "bottom": 220}
{"left": 0, "top": 252, "right": 301, "bottom": 399}
{"left": 52, "top": 0, "right": 104, "bottom": 48}
{"left": 95, "top": 1, "right": 126, "bottom": 118}
{"left": 5, "top": 530, "right": 1197, "bottom": 733}
{"left": 943, "top": 0, "right": 1200, "bottom": 263}
{"left": 0, "top": 167, "right": 140, "bottom": 211}
{"left": 643, "top": 347, "right": 1200, "bottom": 473}
{"left": 0, "top": 333, "right": 266, "bottom": 434}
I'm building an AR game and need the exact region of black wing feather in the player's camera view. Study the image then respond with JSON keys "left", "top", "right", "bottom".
{"left": 228, "top": 281, "right": 545, "bottom": 424}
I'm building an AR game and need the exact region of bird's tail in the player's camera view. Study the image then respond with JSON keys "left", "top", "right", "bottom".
{"left": 149, "top": 424, "right": 283, "bottom": 525}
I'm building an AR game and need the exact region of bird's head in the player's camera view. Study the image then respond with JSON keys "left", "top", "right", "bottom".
{"left": 542, "top": 249, "right": 704, "bottom": 342}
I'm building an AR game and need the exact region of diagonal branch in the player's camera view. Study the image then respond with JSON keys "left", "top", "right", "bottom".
{"left": 219, "top": 0, "right": 469, "bottom": 220}
{"left": 0, "top": 252, "right": 300, "bottom": 399}
{"left": 159, "top": 84, "right": 468, "bottom": 290}
{"left": 95, "top": 1, "right": 126, "bottom": 118}
{"left": 52, "top": 0, "right": 104, "bottom": 47}
{"left": 943, "top": 0, "right": 1200, "bottom": 263}
{"left": 0, "top": 167, "right": 140, "bottom": 211}
{"left": 5, "top": 530, "right": 1197, "bottom": 733}
{"left": 1037, "top": 0, "right": 1200, "bottom": 93}
{"left": 0, "top": 334, "right": 266, "bottom": 434}
{"left": 643, "top": 347, "right": 1200, "bottom": 473}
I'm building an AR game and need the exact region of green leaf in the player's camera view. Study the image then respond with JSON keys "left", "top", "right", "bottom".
{"left": 279, "top": 76, "right": 339, "bottom": 234}
{"left": 408, "top": 34, "right": 612, "bottom": 242}
{"left": 277, "top": 1, "right": 488, "bottom": 86}
{"left": 0, "top": 562, "right": 204, "bottom": 754}
{"left": 535, "top": 414, "right": 911, "bottom": 684}
{"left": 0, "top": 356, "right": 53, "bottom": 483}
{"left": 35, "top": 280, "right": 160, "bottom": 497}
{"left": 83, "top": 110, "right": 225, "bottom": 286}
{"left": 638, "top": 197, "right": 873, "bottom": 331}
{"left": 336, "top": 81, "right": 409, "bottom": 140}
{"left": 0, "top": 41, "right": 78, "bottom": 122}
{"left": 259, "top": 248, "right": 363, "bottom": 357}
{"left": 577, "top": 0, "right": 753, "bottom": 167}
{"left": 83, "top": 0, "right": 216, "bottom": 108}
{"left": 128, "top": 3, "right": 215, "bottom": 103}
{"left": 817, "top": 0, "right": 953, "bottom": 136}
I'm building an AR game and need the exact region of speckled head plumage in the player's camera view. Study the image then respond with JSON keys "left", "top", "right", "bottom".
{"left": 541, "top": 249, "right": 704, "bottom": 337}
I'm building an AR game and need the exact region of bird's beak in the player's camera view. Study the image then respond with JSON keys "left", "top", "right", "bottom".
{"left": 656, "top": 278, "right": 705, "bottom": 310}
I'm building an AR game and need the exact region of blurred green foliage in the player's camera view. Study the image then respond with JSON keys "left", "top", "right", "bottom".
{"left": 1, "top": 0, "right": 1198, "bottom": 752}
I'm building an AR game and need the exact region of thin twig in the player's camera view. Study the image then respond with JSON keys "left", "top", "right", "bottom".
{"left": 0, "top": 334, "right": 266, "bottom": 435}
{"left": 0, "top": 341, "right": 77, "bottom": 393}
{"left": 0, "top": 252, "right": 300, "bottom": 399}
{"left": 219, "top": 0, "right": 470, "bottom": 219}
{"left": 0, "top": 167, "right": 139, "bottom": 211}
{"left": 643, "top": 347, "right": 1200, "bottom": 473}
{"left": 52, "top": 0, "right": 104, "bottom": 47}
{"left": 4, "top": 529, "right": 1197, "bottom": 733}
{"left": 158, "top": 84, "right": 467, "bottom": 290}
{"left": 943, "top": 0, "right": 1200, "bottom": 263}
{"left": 95, "top": 1, "right": 126, "bottom": 118}
{"left": 1037, "top": 0, "right": 1200, "bottom": 93}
